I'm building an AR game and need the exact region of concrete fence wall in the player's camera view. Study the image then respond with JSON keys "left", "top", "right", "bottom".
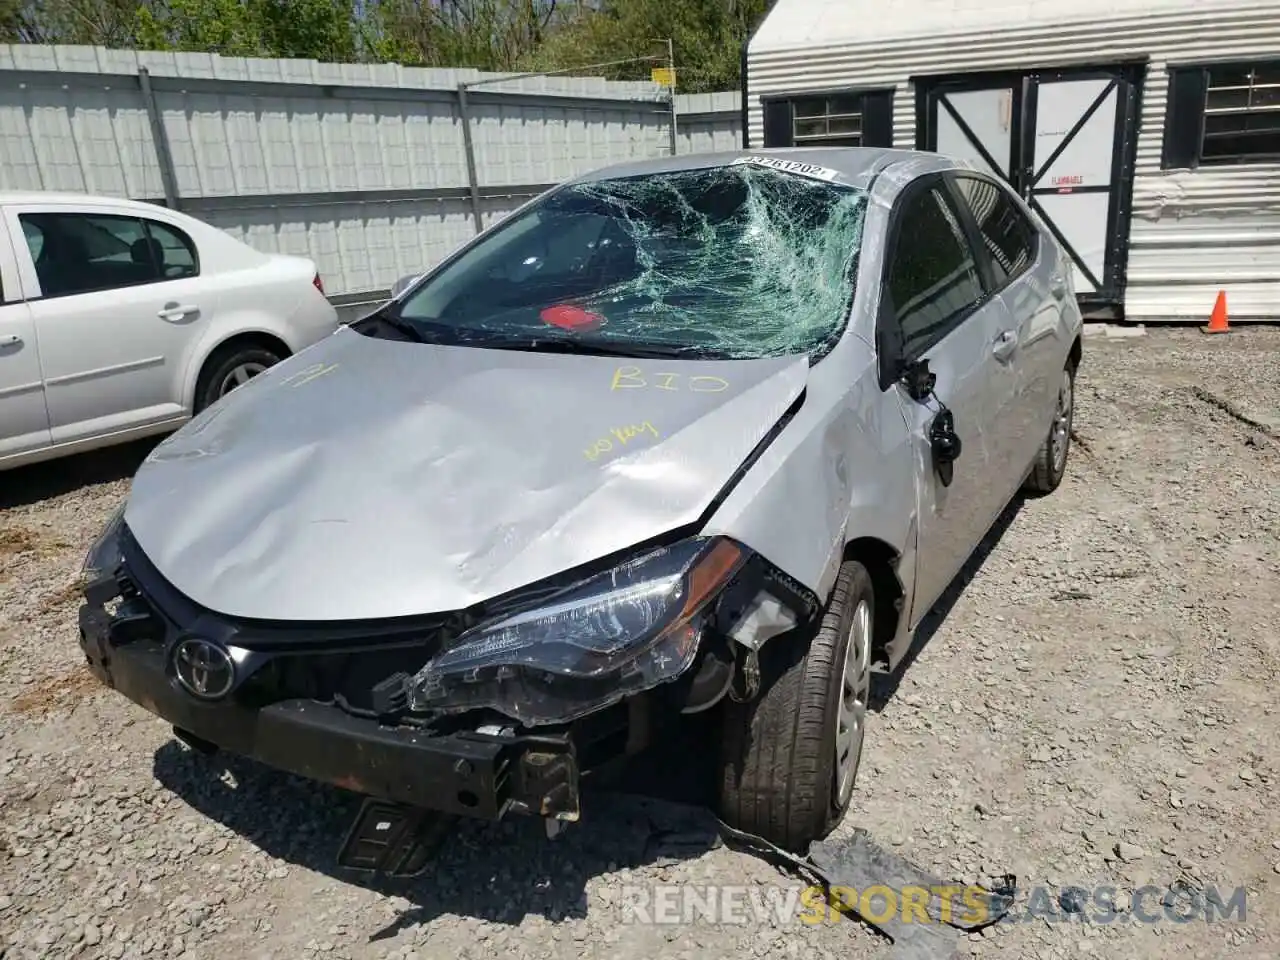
{"left": 0, "top": 45, "right": 742, "bottom": 317}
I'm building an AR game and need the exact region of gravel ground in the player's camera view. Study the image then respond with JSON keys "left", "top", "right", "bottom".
{"left": 2, "top": 327, "right": 1278, "bottom": 960}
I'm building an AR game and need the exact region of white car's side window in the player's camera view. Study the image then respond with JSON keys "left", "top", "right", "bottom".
{"left": 19, "top": 211, "right": 199, "bottom": 300}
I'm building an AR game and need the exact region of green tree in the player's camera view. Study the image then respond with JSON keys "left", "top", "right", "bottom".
{"left": 523, "top": 0, "right": 769, "bottom": 92}
{"left": 7, "top": 0, "right": 141, "bottom": 45}
{"left": 135, "top": 0, "right": 357, "bottom": 61}
{"left": 362, "top": 0, "right": 562, "bottom": 71}
{"left": 258, "top": 0, "right": 357, "bottom": 63}
{"left": 134, "top": 0, "right": 264, "bottom": 56}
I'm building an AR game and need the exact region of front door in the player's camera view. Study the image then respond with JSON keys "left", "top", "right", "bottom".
{"left": 877, "top": 175, "right": 1022, "bottom": 624}
{"left": 5, "top": 205, "right": 207, "bottom": 443}
{"left": 0, "top": 299, "right": 50, "bottom": 459}
{"left": 918, "top": 64, "right": 1143, "bottom": 314}
{"left": 0, "top": 216, "right": 51, "bottom": 459}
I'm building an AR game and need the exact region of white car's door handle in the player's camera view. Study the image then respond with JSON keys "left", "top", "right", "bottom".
{"left": 158, "top": 303, "right": 198, "bottom": 321}
{"left": 992, "top": 329, "right": 1018, "bottom": 361}
{"left": 0, "top": 333, "right": 21, "bottom": 347}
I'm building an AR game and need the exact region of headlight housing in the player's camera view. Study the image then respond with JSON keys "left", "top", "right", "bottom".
{"left": 408, "top": 536, "right": 747, "bottom": 726}
{"left": 81, "top": 504, "right": 126, "bottom": 581}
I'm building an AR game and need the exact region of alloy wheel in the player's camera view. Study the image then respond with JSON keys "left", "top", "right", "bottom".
{"left": 834, "top": 599, "right": 872, "bottom": 807}
{"left": 1051, "top": 368, "right": 1074, "bottom": 473}
{"left": 217, "top": 361, "right": 268, "bottom": 398}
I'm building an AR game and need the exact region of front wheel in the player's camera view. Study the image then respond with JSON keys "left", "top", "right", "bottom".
{"left": 715, "top": 560, "right": 874, "bottom": 851}
{"left": 1023, "top": 360, "right": 1076, "bottom": 496}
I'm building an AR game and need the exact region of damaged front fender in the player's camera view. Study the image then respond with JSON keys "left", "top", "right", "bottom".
{"left": 700, "top": 334, "right": 918, "bottom": 652}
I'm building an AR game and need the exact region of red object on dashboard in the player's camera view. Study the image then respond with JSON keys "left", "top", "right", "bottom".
{"left": 540, "top": 304, "right": 604, "bottom": 331}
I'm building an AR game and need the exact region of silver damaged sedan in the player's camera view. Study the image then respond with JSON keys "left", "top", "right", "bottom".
{"left": 78, "top": 147, "right": 1082, "bottom": 859}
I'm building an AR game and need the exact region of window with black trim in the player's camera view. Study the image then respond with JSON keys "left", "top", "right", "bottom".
{"left": 1163, "top": 60, "right": 1280, "bottom": 168}
{"left": 792, "top": 94, "right": 863, "bottom": 145}
{"left": 20, "top": 212, "right": 200, "bottom": 299}
{"left": 951, "top": 174, "right": 1039, "bottom": 289}
{"left": 886, "top": 184, "right": 986, "bottom": 357}
{"left": 762, "top": 88, "right": 896, "bottom": 150}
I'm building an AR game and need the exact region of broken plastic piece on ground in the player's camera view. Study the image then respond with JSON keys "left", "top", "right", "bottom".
{"left": 336, "top": 797, "right": 454, "bottom": 878}
{"left": 715, "top": 816, "right": 1015, "bottom": 960}
{"left": 540, "top": 304, "right": 605, "bottom": 332}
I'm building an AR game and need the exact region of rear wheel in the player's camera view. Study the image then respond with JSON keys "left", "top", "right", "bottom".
{"left": 1023, "top": 360, "right": 1076, "bottom": 496}
{"left": 716, "top": 560, "right": 874, "bottom": 851}
{"left": 194, "top": 342, "right": 285, "bottom": 414}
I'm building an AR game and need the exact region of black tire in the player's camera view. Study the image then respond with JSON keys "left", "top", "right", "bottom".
{"left": 193, "top": 342, "right": 285, "bottom": 414}
{"left": 716, "top": 560, "right": 874, "bottom": 851}
{"left": 1023, "top": 359, "right": 1077, "bottom": 496}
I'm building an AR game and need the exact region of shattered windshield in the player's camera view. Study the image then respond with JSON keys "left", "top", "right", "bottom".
{"left": 393, "top": 162, "right": 869, "bottom": 360}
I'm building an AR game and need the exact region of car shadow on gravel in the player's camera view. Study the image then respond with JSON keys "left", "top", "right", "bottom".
{"left": 0, "top": 437, "right": 159, "bottom": 509}
{"left": 868, "top": 495, "right": 1025, "bottom": 711}
{"left": 152, "top": 711, "right": 725, "bottom": 942}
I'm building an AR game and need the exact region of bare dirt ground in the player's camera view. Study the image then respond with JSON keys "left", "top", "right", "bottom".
{"left": 2, "top": 327, "right": 1278, "bottom": 960}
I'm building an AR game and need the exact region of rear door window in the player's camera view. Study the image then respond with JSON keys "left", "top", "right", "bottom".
{"left": 19, "top": 212, "right": 199, "bottom": 298}
{"left": 951, "top": 174, "right": 1039, "bottom": 289}
{"left": 885, "top": 182, "right": 987, "bottom": 357}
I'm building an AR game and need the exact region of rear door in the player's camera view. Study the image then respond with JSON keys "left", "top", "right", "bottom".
{"left": 948, "top": 171, "right": 1064, "bottom": 476}
{"left": 877, "top": 174, "right": 1019, "bottom": 623}
{"left": 0, "top": 212, "right": 51, "bottom": 459}
{"left": 5, "top": 204, "right": 212, "bottom": 443}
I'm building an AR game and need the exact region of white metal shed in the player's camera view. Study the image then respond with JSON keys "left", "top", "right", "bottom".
{"left": 742, "top": 0, "right": 1280, "bottom": 322}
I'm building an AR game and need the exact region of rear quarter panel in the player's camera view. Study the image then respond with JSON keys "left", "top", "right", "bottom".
{"left": 177, "top": 260, "right": 337, "bottom": 412}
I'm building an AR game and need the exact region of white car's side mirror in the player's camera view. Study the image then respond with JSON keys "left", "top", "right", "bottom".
{"left": 390, "top": 274, "right": 420, "bottom": 299}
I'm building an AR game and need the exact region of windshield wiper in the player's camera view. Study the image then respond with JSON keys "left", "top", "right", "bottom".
{"left": 352, "top": 308, "right": 432, "bottom": 343}
{"left": 464, "top": 334, "right": 712, "bottom": 360}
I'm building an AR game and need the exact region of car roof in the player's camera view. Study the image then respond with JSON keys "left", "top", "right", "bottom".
{"left": 568, "top": 146, "right": 970, "bottom": 191}
{"left": 0, "top": 190, "right": 171, "bottom": 211}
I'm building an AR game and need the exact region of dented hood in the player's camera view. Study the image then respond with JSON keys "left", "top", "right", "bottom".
{"left": 125, "top": 328, "right": 808, "bottom": 621}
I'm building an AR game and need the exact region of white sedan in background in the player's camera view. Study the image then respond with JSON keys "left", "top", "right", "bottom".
{"left": 0, "top": 192, "right": 340, "bottom": 471}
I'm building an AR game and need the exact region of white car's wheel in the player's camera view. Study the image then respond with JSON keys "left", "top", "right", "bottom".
{"left": 716, "top": 559, "right": 874, "bottom": 851}
{"left": 194, "top": 342, "right": 285, "bottom": 413}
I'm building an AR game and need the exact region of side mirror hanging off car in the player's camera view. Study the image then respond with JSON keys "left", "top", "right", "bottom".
{"left": 929, "top": 408, "right": 962, "bottom": 487}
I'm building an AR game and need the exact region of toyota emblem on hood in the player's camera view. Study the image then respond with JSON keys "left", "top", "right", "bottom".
{"left": 172, "top": 637, "right": 235, "bottom": 700}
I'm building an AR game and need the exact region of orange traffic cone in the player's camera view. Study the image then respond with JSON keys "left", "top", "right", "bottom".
{"left": 1202, "top": 290, "right": 1231, "bottom": 335}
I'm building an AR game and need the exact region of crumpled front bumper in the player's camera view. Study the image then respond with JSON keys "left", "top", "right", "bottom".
{"left": 77, "top": 600, "right": 581, "bottom": 822}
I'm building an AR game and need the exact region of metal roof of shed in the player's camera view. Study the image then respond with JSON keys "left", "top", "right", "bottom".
{"left": 749, "top": 0, "right": 1267, "bottom": 52}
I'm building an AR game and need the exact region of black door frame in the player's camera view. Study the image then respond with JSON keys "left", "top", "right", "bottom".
{"left": 912, "top": 61, "right": 1146, "bottom": 318}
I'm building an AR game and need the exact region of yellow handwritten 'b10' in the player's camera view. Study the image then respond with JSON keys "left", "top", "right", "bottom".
{"left": 584, "top": 421, "right": 659, "bottom": 461}
{"left": 610, "top": 365, "right": 728, "bottom": 393}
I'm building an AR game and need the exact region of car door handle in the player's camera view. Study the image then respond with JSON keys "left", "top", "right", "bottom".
{"left": 158, "top": 303, "right": 198, "bottom": 321}
{"left": 992, "top": 329, "right": 1018, "bottom": 361}
{"left": 0, "top": 333, "right": 21, "bottom": 347}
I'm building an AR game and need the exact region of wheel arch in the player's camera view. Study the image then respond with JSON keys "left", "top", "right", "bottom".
{"left": 188, "top": 330, "right": 293, "bottom": 412}
{"left": 840, "top": 535, "right": 905, "bottom": 667}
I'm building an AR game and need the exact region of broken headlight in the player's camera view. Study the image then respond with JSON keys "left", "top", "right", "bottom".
{"left": 408, "top": 537, "right": 747, "bottom": 725}
{"left": 81, "top": 504, "right": 126, "bottom": 580}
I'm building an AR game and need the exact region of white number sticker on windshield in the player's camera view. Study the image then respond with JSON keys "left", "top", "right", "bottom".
{"left": 729, "top": 155, "right": 842, "bottom": 183}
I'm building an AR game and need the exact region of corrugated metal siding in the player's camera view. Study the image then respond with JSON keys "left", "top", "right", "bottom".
{"left": 747, "top": 1, "right": 1280, "bottom": 321}
{"left": 0, "top": 46, "right": 741, "bottom": 303}
{"left": 675, "top": 91, "right": 745, "bottom": 154}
